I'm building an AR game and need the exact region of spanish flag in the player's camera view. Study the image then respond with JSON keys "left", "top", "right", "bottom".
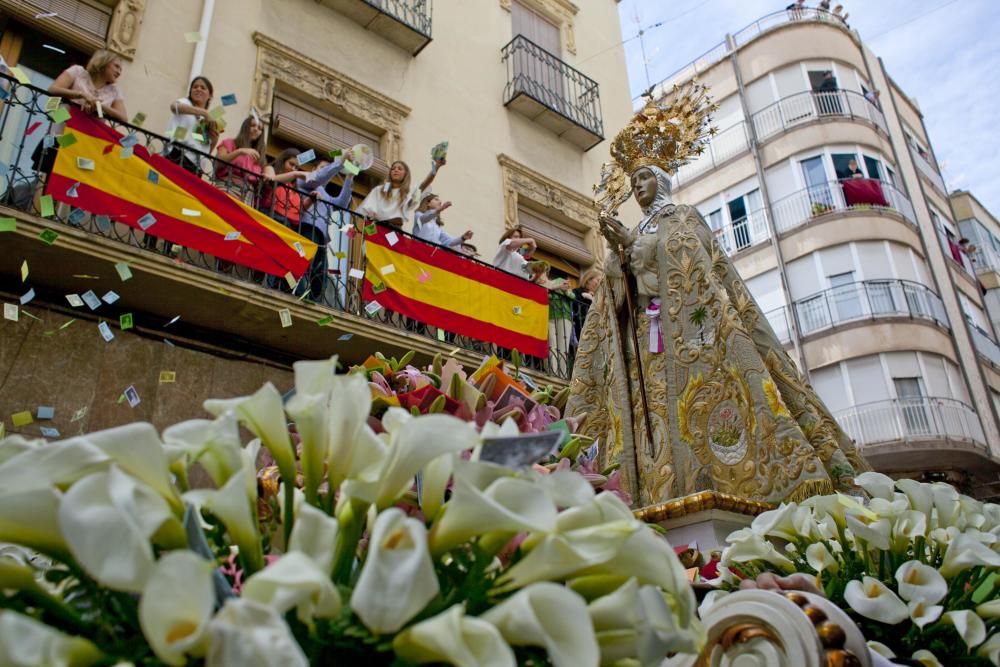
{"left": 46, "top": 106, "right": 317, "bottom": 278}
{"left": 362, "top": 226, "right": 549, "bottom": 357}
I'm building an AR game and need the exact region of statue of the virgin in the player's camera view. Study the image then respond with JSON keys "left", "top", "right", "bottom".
{"left": 567, "top": 85, "right": 869, "bottom": 506}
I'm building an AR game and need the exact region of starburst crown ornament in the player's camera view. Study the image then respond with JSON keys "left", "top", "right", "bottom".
{"left": 594, "top": 81, "right": 719, "bottom": 214}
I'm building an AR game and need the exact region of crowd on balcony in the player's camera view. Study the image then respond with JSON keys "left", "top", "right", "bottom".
{"left": 4, "top": 50, "right": 604, "bottom": 377}
{"left": 785, "top": 0, "right": 850, "bottom": 25}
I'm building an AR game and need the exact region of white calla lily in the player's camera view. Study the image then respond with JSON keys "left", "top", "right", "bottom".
{"left": 288, "top": 495, "right": 339, "bottom": 574}
{"left": 162, "top": 415, "right": 243, "bottom": 487}
{"left": 206, "top": 598, "right": 307, "bottom": 667}
{"left": 393, "top": 604, "right": 515, "bottom": 667}
{"left": 943, "top": 610, "right": 987, "bottom": 649}
{"left": 0, "top": 610, "right": 101, "bottom": 667}
{"left": 805, "top": 542, "right": 839, "bottom": 574}
{"left": 481, "top": 582, "right": 598, "bottom": 667}
{"left": 855, "top": 471, "right": 896, "bottom": 500}
{"left": 138, "top": 551, "right": 215, "bottom": 666}
{"left": 895, "top": 560, "right": 947, "bottom": 604}
{"left": 0, "top": 423, "right": 180, "bottom": 510}
{"left": 846, "top": 515, "right": 891, "bottom": 551}
{"left": 941, "top": 534, "right": 1000, "bottom": 578}
{"left": 911, "top": 649, "right": 943, "bottom": 667}
{"left": 534, "top": 470, "right": 595, "bottom": 508}
{"left": 0, "top": 487, "right": 67, "bottom": 556}
{"left": 867, "top": 641, "right": 895, "bottom": 658}
{"left": 893, "top": 510, "right": 928, "bottom": 543}
{"left": 843, "top": 577, "right": 908, "bottom": 624}
{"left": 555, "top": 491, "right": 635, "bottom": 532}
{"left": 430, "top": 459, "right": 558, "bottom": 555}
{"left": 204, "top": 383, "right": 295, "bottom": 480}
{"left": 420, "top": 452, "right": 454, "bottom": 520}
{"left": 697, "top": 589, "right": 730, "bottom": 620}
{"left": 344, "top": 410, "right": 479, "bottom": 509}
{"left": 350, "top": 508, "right": 439, "bottom": 634}
{"left": 907, "top": 599, "right": 943, "bottom": 629}
{"left": 241, "top": 551, "right": 341, "bottom": 623}
{"left": 750, "top": 503, "right": 799, "bottom": 540}
{"left": 194, "top": 471, "right": 263, "bottom": 572}
{"left": 325, "top": 371, "right": 386, "bottom": 490}
{"left": 0, "top": 434, "right": 42, "bottom": 464}
{"left": 723, "top": 530, "right": 796, "bottom": 573}
{"left": 977, "top": 632, "right": 1000, "bottom": 665}
{"left": 930, "top": 482, "right": 961, "bottom": 527}
{"left": 60, "top": 466, "right": 184, "bottom": 592}
{"left": 977, "top": 600, "right": 1000, "bottom": 618}
{"left": 896, "top": 478, "right": 933, "bottom": 517}
{"left": 285, "top": 358, "right": 338, "bottom": 501}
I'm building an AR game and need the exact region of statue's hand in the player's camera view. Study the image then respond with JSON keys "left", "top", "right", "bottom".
{"left": 599, "top": 211, "right": 633, "bottom": 250}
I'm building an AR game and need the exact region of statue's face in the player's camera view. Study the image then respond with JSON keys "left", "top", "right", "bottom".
{"left": 631, "top": 168, "right": 658, "bottom": 208}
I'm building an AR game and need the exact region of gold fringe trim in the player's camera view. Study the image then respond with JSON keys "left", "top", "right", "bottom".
{"left": 781, "top": 478, "right": 835, "bottom": 504}
{"left": 634, "top": 491, "right": 774, "bottom": 523}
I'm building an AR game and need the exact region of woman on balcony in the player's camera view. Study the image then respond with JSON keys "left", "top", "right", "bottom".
{"left": 356, "top": 157, "right": 445, "bottom": 229}
{"left": 215, "top": 115, "right": 267, "bottom": 203}
{"left": 566, "top": 88, "right": 869, "bottom": 507}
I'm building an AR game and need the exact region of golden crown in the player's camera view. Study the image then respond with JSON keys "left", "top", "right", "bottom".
{"left": 594, "top": 82, "right": 718, "bottom": 214}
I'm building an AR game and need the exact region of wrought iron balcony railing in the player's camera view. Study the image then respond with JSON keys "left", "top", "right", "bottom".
{"left": 910, "top": 144, "right": 947, "bottom": 194}
{"left": 966, "top": 317, "right": 1000, "bottom": 368}
{"left": 793, "top": 279, "right": 948, "bottom": 337}
{"left": 321, "top": 0, "right": 432, "bottom": 54}
{"left": 834, "top": 397, "right": 986, "bottom": 449}
{"left": 501, "top": 34, "right": 604, "bottom": 150}
{"left": 0, "top": 76, "right": 588, "bottom": 380}
{"left": 771, "top": 178, "right": 916, "bottom": 235}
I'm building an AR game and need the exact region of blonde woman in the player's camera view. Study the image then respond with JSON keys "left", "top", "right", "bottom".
{"left": 47, "top": 49, "right": 128, "bottom": 122}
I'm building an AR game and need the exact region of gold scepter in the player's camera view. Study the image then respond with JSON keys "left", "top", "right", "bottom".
{"left": 600, "top": 212, "right": 656, "bottom": 457}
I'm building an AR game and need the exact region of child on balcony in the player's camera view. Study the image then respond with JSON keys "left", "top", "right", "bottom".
{"left": 413, "top": 193, "right": 472, "bottom": 249}
{"left": 492, "top": 226, "right": 537, "bottom": 278}
{"left": 215, "top": 114, "right": 267, "bottom": 204}
{"left": 356, "top": 156, "right": 445, "bottom": 229}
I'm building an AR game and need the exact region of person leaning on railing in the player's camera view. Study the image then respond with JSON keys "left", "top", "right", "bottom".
{"left": 527, "top": 260, "right": 575, "bottom": 377}
{"left": 414, "top": 192, "right": 472, "bottom": 250}
{"left": 355, "top": 157, "right": 444, "bottom": 229}
{"left": 296, "top": 155, "right": 356, "bottom": 300}
{"left": 571, "top": 267, "right": 603, "bottom": 344}
{"left": 35, "top": 50, "right": 128, "bottom": 212}
{"left": 215, "top": 115, "right": 267, "bottom": 205}
{"left": 492, "top": 225, "right": 537, "bottom": 278}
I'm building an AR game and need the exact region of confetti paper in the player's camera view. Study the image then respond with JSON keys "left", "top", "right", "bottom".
{"left": 20, "top": 260, "right": 28, "bottom": 282}
{"left": 56, "top": 132, "right": 77, "bottom": 148}
{"left": 3, "top": 303, "right": 17, "bottom": 321}
{"left": 317, "top": 315, "right": 334, "bottom": 327}
{"left": 11, "top": 411, "right": 32, "bottom": 427}
{"left": 165, "top": 316, "right": 180, "bottom": 327}
{"left": 221, "top": 94, "right": 237, "bottom": 106}
{"left": 0, "top": 218, "right": 15, "bottom": 232}
{"left": 58, "top": 319, "right": 76, "bottom": 331}
{"left": 95, "top": 101, "right": 103, "bottom": 119}
{"left": 95, "top": 215, "right": 111, "bottom": 232}
{"left": 293, "top": 241, "right": 305, "bottom": 257}
{"left": 138, "top": 213, "right": 156, "bottom": 230}
{"left": 66, "top": 294, "right": 84, "bottom": 307}
{"left": 279, "top": 309, "right": 292, "bottom": 328}
{"left": 296, "top": 149, "right": 316, "bottom": 166}
{"left": 35, "top": 11, "right": 58, "bottom": 20}
{"left": 159, "top": 371, "right": 176, "bottom": 384}
{"left": 449, "top": 348, "right": 461, "bottom": 356}
{"left": 98, "top": 321, "right": 114, "bottom": 342}
{"left": 39, "top": 229, "right": 59, "bottom": 245}
{"left": 9, "top": 66, "right": 31, "bottom": 85}
{"left": 184, "top": 31, "right": 203, "bottom": 43}
{"left": 224, "top": 231, "right": 240, "bottom": 241}
{"left": 437, "top": 328, "right": 446, "bottom": 342}
{"left": 349, "top": 268, "right": 365, "bottom": 279}
{"left": 48, "top": 107, "right": 70, "bottom": 124}
{"left": 181, "top": 208, "right": 201, "bottom": 217}
{"left": 68, "top": 208, "right": 86, "bottom": 225}
{"left": 173, "top": 126, "right": 187, "bottom": 141}
{"left": 209, "top": 106, "right": 225, "bottom": 120}
{"left": 131, "top": 112, "right": 147, "bottom": 127}
{"left": 386, "top": 232, "right": 399, "bottom": 246}
{"left": 40, "top": 427, "right": 60, "bottom": 438}
{"left": 372, "top": 281, "right": 386, "bottom": 294}
{"left": 342, "top": 160, "right": 360, "bottom": 176}
{"left": 115, "top": 262, "right": 133, "bottom": 281}
{"left": 71, "top": 407, "right": 87, "bottom": 422}
{"left": 81, "top": 291, "right": 101, "bottom": 310}
{"left": 19, "top": 289, "right": 35, "bottom": 305}
{"left": 418, "top": 270, "right": 431, "bottom": 283}
{"left": 284, "top": 272, "right": 298, "bottom": 290}
{"left": 102, "top": 291, "right": 119, "bottom": 305}
{"left": 365, "top": 301, "right": 382, "bottom": 316}
{"left": 124, "top": 385, "right": 141, "bottom": 407}
{"left": 381, "top": 264, "right": 396, "bottom": 275}
{"left": 39, "top": 195, "right": 55, "bottom": 218}
{"left": 120, "top": 133, "right": 139, "bottom": 149}
{"left": 338, "top": 333, "right": 353, "bottom": 341}
{"left": 76, "top": 157, "right": 95, "bottom": 171}
{"left": 364, "top": 223, "right": 376, "bottom": 236}
{"left": 37, "top": 406, "right": 54, "bottom": 420}
{"left": 120, "top": 313, "right": 133, "bottom": 330}
{"left": 119, "top": 145, "right": 134, "bottom": 159}
{"left": 334, "top": 251, "right": 347, "bottom": 260}
{"left": 147, "top": 170, "right": 159, "bottom": 185}
{"left": 328, "top": 149, "right": 343, "bottom": 159}
{"left": 66, "top": 182, "right": 80, "bottom": 198}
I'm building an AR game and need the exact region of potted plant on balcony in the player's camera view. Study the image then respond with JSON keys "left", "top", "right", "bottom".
{"left": 811, "top": 201, "right": 834, "bottom": 217}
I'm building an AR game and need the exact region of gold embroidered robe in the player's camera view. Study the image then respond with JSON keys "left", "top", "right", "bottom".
{"left": 566, "top": 204, "right": 869, "bottom": 506}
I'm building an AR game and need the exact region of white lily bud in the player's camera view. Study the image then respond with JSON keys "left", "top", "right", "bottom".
{"left": 393, "top": 604, "right": 515, "bottom": 667}
{"left": 139, "top": 551, "right": 215, "bottom": 666}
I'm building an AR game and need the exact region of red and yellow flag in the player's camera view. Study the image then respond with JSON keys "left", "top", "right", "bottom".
{"left": 362, "top": 226, "right": 549, "bottom": 357}
{"left": 46, "top": 107, "right": 316, "bottom": 278}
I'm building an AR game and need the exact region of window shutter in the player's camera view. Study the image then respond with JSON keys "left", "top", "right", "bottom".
{"left": 517, "top": 206, "right": 592, "bottom": 267}
{"left": 2, "top": 0, "right": 112, "bottom": 50}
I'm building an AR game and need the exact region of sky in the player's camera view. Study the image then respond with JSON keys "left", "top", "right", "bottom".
{"left": 600, "top": 0, "right": 1000, "bottom": 216}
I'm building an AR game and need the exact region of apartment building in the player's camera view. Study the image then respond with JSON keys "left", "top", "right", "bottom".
{"left": 0, "top": 0, "right": 632, "bottom": 434}
{"left": 650, "top": 9, "right": 1000, "bottom": 497}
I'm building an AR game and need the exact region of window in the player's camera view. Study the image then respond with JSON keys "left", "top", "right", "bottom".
{"left": 831, "top": 153, "right": 859, "bottom": 180}
{"left": 864, "top": 155, "right": 883, "bottom": 181}
{"left": 829, "top": 271, "right": 862, "bottom": 322}
{"left": 893, "top": 377, "right": 930, "bottom": 435}
{"left": 801, "top": 156, "right": 833, "bottom": 211}
{"left": 510, "top": 0, "right": 565, "bottom": 114}
{"left": 724, "top": 189, "right": 761, "bottom": 253}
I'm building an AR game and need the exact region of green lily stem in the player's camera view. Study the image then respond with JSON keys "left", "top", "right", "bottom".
{"left": 331, "top": 501, "right": 367, "bottom": 586}
{"left": 19, "top": 586, "right": 89, "bottom": 633}
{"left": 283, "top": 479, "right": 295, "bottom": 551}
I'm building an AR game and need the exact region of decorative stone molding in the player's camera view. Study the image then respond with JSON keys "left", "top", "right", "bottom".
{"left": 252, "top": 33, "right": 411, "bottom": 163}
{"left": 499, "top": 0, "right": 579, "bottom": 55}
{"left": 634, "top": 490, "right": 774, "bottom": 523}
{"left": 497, "top": 153, "right": 601, "bottom": 266}
{"left": 107, "top": 0, "right": 145, "bottom": 60}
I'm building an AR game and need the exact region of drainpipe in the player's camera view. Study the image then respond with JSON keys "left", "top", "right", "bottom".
{"left": 726, "top": 34, "right": 810, "bottom": 376}
{"left": 188, "top": 0, "right": 216, "bottom": 82}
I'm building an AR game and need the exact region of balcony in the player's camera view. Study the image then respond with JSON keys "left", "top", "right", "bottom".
{"left": 794, "top": 279, "right": 947, "bottom": 338}
{"left": 910, "top": 145, "right": 947, "bottom": 195}
{"left": 674, "top": 121, "right": 749, "bottom": 188}
{"left": 967, "top": 317, "right": 1000, "bottom": 368}
{"left": 711, "top": 205, "right": 771, "bottom": 257}
{"left": 501, "top": 35, "right": 604, "bottom": 150}
{"left": 319, "top": 0, "right": 432, "bottom": 55}
{"left": 834, "top": 397, "right": 988, "bottom": 466}
{"left": 772, "top": 178, "right": 916, "bottom": 235}
{"left": 936, "top": 228, "right": 977, "bottom": 280}
{"left": 763, "top": 305, "right": 792, "bottom": 344}
{"left": 0, "top": 78, "right": 584, "bottom": 383}
{"left": 752, "top": 89, "right": 888, "bottom": 142}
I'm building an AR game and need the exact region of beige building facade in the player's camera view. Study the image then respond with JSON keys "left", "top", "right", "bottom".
{"left": 0, "top": 0, "right": 633, "bottom": 434}
{"left": 651, "top": 9, "right": 1000, "bottom": 497}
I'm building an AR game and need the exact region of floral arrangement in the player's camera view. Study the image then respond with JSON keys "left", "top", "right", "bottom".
{"left": 0, "top": 355, "right": 700, "bottom": 666}
{"left": 709, "top": 471, "right": 1000, "bottom": 666}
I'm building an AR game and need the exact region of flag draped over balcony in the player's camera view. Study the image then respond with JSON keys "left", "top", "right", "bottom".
{"left": 362, "top": 226, "right": 549, "bottom": 357}
{"left": 45, "top": 106, "right": 317, "bottom": 278}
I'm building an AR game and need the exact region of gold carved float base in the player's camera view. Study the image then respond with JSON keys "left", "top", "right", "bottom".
{"left": 634, "top": 491, "right": 775, "bottom": 555}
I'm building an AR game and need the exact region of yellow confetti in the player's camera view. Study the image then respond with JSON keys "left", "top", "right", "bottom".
{"left": 11, "top": 411, "right": 33, "bottom": 427}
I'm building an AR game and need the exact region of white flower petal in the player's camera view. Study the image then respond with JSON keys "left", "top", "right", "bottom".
{"left": 206, "top": 598, "right": 307, "bottom": 667}
{"left": 805, "top": 542, "right": 839, "bottom": 574}
{"left": 139, "top": 551, "right": 215, "bottom": 666}
{"left": 941, "top": 534, "right": 1000, "bottom": 578}
{"left": 204, "top": 383, "right": 295, "bottom": 479}
{"left": 242, "top": 552, "right": 341, "bottom": 624}
{"left": 350, "top": 508, "right": 439, "bottom": 634}
{"left": 855, "top": 472, "right": 895, "bottom": 500}
{"left": 162, "top": 415, "right": 243, "bottom": 487}
{"left": 0, "top": 488, "right": 66, "bottom": 556}
{"left": 288, "top": 497, "right": 339, "bottom": 575}
{"left": 393, "top": 604, "right": 515, "bottom": 667}
{"left": 199, "top": 471, "right": 262, "bottom": 572}
{"left": 911, "top": 649, "right": 943, "bottom": 667}
{"left": 895, "top": 560, "right": 947, "bottom": 605}
{"left": 907, "top": 599, "right": 943, "bottom": 629}
{"left": 0, "top": 610, "right": 101, "bottom": 667}
{"left": 943, "top": 610, "right": 987, "bottom": 649}
{"left": 843, "top": 577, "right": 908, "bottom": 625}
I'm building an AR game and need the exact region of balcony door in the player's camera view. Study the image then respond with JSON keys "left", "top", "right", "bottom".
{"left": 829, "top": 271, "right": 862, "bottom": 323}
{"left": 725, "top": 189, "right": 760, "bottom": 252}
{"left": 894, "top": 377, "right": 931, "bottom": 436}
{"left": 801, "top": 155, "right": 833, "bottom": 214}
{"left": 511, "top": 0, "right": 564, "bottom": 113}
